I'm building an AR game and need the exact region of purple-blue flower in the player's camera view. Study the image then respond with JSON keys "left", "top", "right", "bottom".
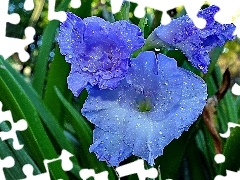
{"left": 57, "top": 12, "right": 144, "bottom": 96}
{"left": 81, "top": 51, "right": 207, "bottom": 166}
{"left": 145, "top": 5, "right": 236, "bottom": 73}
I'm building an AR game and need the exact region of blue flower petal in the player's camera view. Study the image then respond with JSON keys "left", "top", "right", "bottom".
{"left": 57, "top": 13, "right": 144, "bottom": 96}
{"left": 90, "top": 127, "right": 132, "bottom": 166}
{"left": 82, "top": 51, "right": 207, "bottom": 166}
{"left": 57, "top": 12, "right": 85, "bottom": 63}
{"left": 146, "top": 5, "right": 236, "bottom": 73}
{"left": 67, "top": 68, "right": 89, "bottom": 97}
{"left": 111, "top": 20, "right": 145, "bottom": 55}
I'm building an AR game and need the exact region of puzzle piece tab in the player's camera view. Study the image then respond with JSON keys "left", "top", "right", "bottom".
{"left": 110, "top": 0, "right": 207, "bottom": 27}
{"left": 0, "top": 156, "right": 15, "bottom": 180}
{"left": 215, "top": 170, "right": 240, "bottom": 180}
{"left": 48, "top": 0, "right": 82, "bottom": 22}
{"left": 0, "top": 101, "right": 28, "bottom": 150}
{"left": 116, "top": 159, "right": 158, "bottom": 180}
{"left": 111, "top": 0, "right": 240, "bottom": 32}
{"left": 79, "top": 169, "right": 109, "bottom": 180}
{"left": 232, "top": 83, "right": 240, "bottom": 96}
{"left": 0, "top": 0, "right": 35, "bottom": 62}
{"left": 21, "top": 149, "right": 74, "bottom": 180}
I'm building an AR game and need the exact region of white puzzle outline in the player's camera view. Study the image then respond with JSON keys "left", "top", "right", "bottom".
{"left": 111, "top": 0, "right": 240, "bottom": 35}
{"left": 0, "top": 101, "right": 28, "bottom": 150}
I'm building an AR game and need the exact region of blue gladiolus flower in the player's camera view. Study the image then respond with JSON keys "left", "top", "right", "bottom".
{"left": 57, "top": 12, "right": 144, "bottom": 96}
{"left": 82, "top": 51, "right": 207, "bottom": 166}
{"left": 146, "top": 5, "right": 236, "bottom": 73}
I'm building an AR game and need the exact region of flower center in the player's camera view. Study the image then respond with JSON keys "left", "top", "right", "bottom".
{"left": 137, "top": 98, "right": 153, "bottom": 112}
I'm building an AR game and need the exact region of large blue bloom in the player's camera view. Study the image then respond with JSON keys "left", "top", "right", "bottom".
{"left": 82, "top": 51, "right": 207, "bottom": 166}
{"left": 57, "top": 12, "right": 144, "bottom": 96}
{"left": 146, "top": 5, "right": 235, "bottom": 73}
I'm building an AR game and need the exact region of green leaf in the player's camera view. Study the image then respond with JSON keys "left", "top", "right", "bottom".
{"left": 55, "top": 88, "right": 116, "bottom": 179}
{"left": 221, "top": 125, "right": 240, "bottom": 174}
{"left": 155, "top": 120, "right": 200, "bottom": 179}
{"left": 43, "top": 46, "right": 71, "bottom": 125}
{"left": 70, "top": 0, "right": 93, "bottom": 18}
{"left": 32, "top": 0, "right": 71, "bottom": 97}
{"left": 204, "top": 46, "right": 224, "bottom": 80}
{"left": 0, "top": 121, "right": 42, "bottom": 179}
{"left": 0, "top": 57, "right": 81, "bottom": 178}
{"left": 0, "top": 57, "right": 68, "bottom": 179}
{"left": 138, "top": 17, "right": 147, "bottom": 36}
{"left": 114, "top": 1, "right": 130, "bottom": 20}
{"left": 187, "top": 137, "right": 211, "bottom": 180}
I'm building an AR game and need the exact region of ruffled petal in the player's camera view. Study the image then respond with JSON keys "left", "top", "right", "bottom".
{"left": 111, "top": 20, "right": 145, "bottom": 55}
{"left": 57, "top": 12, "right": 85, "bottom": 63}
{"left": 146, "top": 5, "right": 236, "bottom": 73}
{"left": 90, "top": 128, "right": 132, "bottom": 166}
{"left": 57, "top": 13, "right": 144, "bottom": 96}
{"left": 82, "top": 51, "right": 207, "bottom": 166}
{"left": 67, "top": 67, "right": 89, "bottom": 97}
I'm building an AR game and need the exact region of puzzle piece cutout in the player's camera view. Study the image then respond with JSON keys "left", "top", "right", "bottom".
{"left": 111, "top": 0, "right": 240, "bottom": 32}
{"left": 232, "top": 83, "right": 240, "bottom": 96}
{"left": 111, "top": 0, "right": 207, "bottom": 28}
{"left": 0, "top": 101, "right": 28, "bottom": 150}
{"left": 215, "top": 170, "right": 240, "bottom": 180}
{"left": 0, "top": 0, "right": 35, "bottom": 62}
{"left": 116, "top": 159, "right": 158, "bottom": 180}
{"left": 0, "top": 0, "right": 81, "bottom": 62}
{"left": 80, "top": 169, "right": 109, "bottom": 180}
{"left": 24, "top": 0, "right": 34, "bottom": 11}
{"left": 219, "top": 122, "right": 240, "bottom": 138}
{"left": 21, "top": 149, "right": 73, "bottom": 180}
{"left": 48, "top": 0, "right": 82, "bottom": 22}
{"left": 210, "top": 0, "right": 240, "bottom": 37}
{"left": 0, "top": 156, "right": 15, "bottom": 180}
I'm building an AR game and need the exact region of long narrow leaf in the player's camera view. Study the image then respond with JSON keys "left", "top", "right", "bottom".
{"left": 0, "top": 57, "right": 81, "bottom": 178}
{"left": 55, "top": 87, "right": 116, "bottom": 179}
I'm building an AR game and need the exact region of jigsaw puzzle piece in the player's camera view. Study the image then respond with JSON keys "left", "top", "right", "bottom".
{"left": 183, "top": 0, "right": 207, "bottom": 29}
{"left": 0, "top": 0, "right": 35, "bottom": 62}
{"left": 0, "top": 156, "right": 15, "bottom": 180}
{"left": 110, "top": 0, "right": 215, "bottom": 28}
{"left": 0, "top": 102, "right": 28, "bottom": 150}
{"left": 48, "top": 0, "right": 82, "bottom": 22}
{"left": 215, "top": 170, "right": 240, "bottom": 180}
{"left": 79, "top": 169, "right": 109, "bottom": 180}
{"left": 0, "top": 27, "right": 35, "bottom": 62}
{"left": 0, "top": 0, "right": 20, "bottom": 38}
{"left": 116, "top": 159, "right": 158, "bottom": 180}
{"left": 21, "top": 164, "right": 50, "bottom": 180}
{"left": 24, "top": 0, "right": 34, "bottom": 11}
{"left": 110, "top": 0, "right": 124, "bottom": 14}
{"left": 232, "top": 83, "right": 240, "bottom": 95}
{"left": 21, "top": 149, "right": 73, "bottom": 180}
{"left": 211, "top": 0, "right": 240, "bottom": 37}
{"left": 43, "top": 149, "right": 74, "bottom": 171}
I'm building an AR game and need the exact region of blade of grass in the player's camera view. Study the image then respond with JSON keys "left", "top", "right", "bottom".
{"left": 43, "top": 46, "right": 71, "bottom": 125}
{"left": 114, "top": 1, "right": 130, "bottom": 20}
{"left": 55, "top": 87, "right": 116, "bottom": 179}
{"left": 0, "top": 57, "right": 81, "bottom": 178}
{"left": 0, "top": 57, "right": 68, "bottom": 179}
{"left": 32, "top": 0, "right": 71, "bottom": 97}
